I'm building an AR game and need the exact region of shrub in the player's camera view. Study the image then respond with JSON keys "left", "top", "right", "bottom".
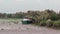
{"left": 50, "top": 13, "right": 59, "bottom": 21}
{"left": 46, "top": 19, "right": 53, "bottom": 27}
{"left": 40, "top": 22, "right": 46, "bottom": 26}
{"left": 53, "top": 20, "right": 60, "bottom": 27}
{"left": 39, "top": 16, "right": 47, "bottom": 26}
{"left": 39, "top": 20, "right": 46, "bottom": 26}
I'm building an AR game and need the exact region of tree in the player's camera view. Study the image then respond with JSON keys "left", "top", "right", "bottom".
{"left": 49, "top": 10, "right": 59, "bottom": 21}
{"left": 7, "top": 14, "right": 12, "bottom": 18}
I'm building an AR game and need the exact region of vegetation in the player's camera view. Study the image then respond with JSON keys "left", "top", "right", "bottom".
{"left": 46, "top": 19, "right": 53, "bottom": 27}
{"left": 24, "top": 9, "right": 60, "bottom": 28}
{"left": 0, "top": 9, "right": 60, "bottom": 28}
{"left": 53, "top": 20, "right": 60, "bottom": 27}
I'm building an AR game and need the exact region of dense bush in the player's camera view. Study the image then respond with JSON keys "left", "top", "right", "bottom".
{"left": 40, "top": 18, "right": 46, "bottom": 26}
{"left": 50, "top": 14, "right": 59, "bottom": 21}
{"left": 46, "top": 19, "right": 53, "bottom": 27}
{"left": 0, "top": 9, "right": 60, "bottom": 28}
{"left": 39, "top": 20, "right": 46, "bottom": 26}
{"left": 53, "top": 20, "right": 60, "bottom": 27}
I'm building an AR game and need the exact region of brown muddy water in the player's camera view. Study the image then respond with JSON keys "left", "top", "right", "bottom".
{"left": 0, "top": 19, "right": 60, "bottom": 34}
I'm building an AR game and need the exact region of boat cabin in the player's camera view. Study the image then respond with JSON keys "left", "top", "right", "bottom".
{"left": 22, "top": 17, "right": 34, "bottom": 24}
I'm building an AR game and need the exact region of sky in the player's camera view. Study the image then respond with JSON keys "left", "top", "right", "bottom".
{"left": 0, "top": 0, "right": 60, "bottom": 13}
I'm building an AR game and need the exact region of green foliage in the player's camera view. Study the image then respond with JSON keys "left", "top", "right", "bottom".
{"left": 53, "top": 20, "right": 60, "bottom": 27}
{"left": 46, "top": 19, "right": 53, "bottom": 27}
{"left": 40, "top": 21, "right": 46, "bottom": 26}
{"left": 15, "top": 14, "right": 24, "bottom": 18}
{"left": 46, "top": 10, "right": 59, "bottom": 21}
{"left": 7, "top": 14, "right": 12, "bottom": 18}
{"left": 0, "top": 9, "right": 60, "bottom": 28}
{"left": 50, "top": 14, "right": 59, "bottom": 21}
{"left": 40, "top": 17, "right": 46, "bottom": 26}
{"left": 58, "top": 12, "right": 60, "bottom": 19}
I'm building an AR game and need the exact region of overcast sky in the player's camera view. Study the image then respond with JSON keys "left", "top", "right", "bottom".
{"left": 0, "top": 0, "right": 60, "bottom": 13}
